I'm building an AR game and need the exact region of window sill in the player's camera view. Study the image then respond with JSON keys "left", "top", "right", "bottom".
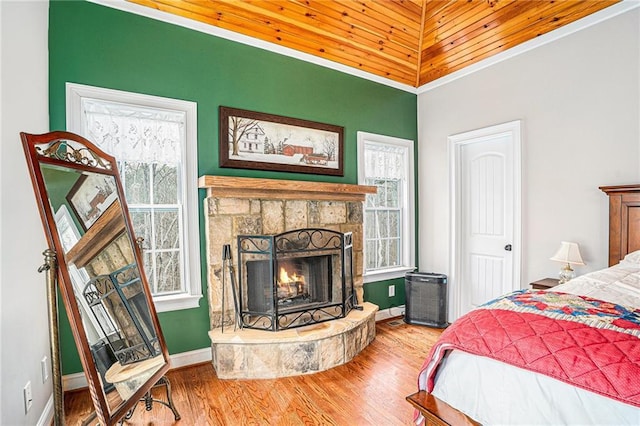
{"left": 153, "top": 293, "right": 202, "bottom": 313}
{"left": 363, "top": 266, "right": 416, "bottom": 283}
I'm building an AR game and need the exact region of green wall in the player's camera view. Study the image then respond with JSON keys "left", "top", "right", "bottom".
{"left": 363, "top": 277, "right": 406, "bottom": 311}
{"left": 49, "top": 1, "right": 417, "bottom": 374}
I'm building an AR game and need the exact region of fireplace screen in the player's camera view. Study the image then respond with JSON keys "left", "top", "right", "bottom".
{"left": 238, "top": 228, "right": 355, "bottom": 331}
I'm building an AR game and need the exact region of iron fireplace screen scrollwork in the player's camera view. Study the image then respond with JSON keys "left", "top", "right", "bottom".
{"left": 83, "top": 263, "right": 160, "bottom": 364}
{"left": 238, "top": 228, "right": 355, "bottom": 331}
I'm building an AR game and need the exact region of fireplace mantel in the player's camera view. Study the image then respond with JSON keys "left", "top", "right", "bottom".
{"left": 198, "top": 175, "right": 376, "bottom": 201}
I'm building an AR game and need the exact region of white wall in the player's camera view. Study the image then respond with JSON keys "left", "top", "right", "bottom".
{"left": 1, "top": 1, "right": 52, "bottom": 424}
{"left": 417, "top": 8, "right": 640, "bottom": 314}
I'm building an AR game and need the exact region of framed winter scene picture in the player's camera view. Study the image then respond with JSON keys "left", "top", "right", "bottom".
{"left": 219, "top": 106, "right": 344, "bottom": 176}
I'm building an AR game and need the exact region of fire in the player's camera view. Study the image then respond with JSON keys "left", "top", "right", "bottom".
{"left": 278, "top": 266, "right": 305, "bottom": 297}
{"left": 279, "top": 267, "right": 305, "bottom": 285}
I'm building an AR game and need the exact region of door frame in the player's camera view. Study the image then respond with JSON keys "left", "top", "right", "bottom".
{"left": 449, "top": 120, "right": 522, "bottom": 320}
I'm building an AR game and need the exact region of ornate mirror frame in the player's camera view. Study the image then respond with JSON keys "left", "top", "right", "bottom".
{"left": 21, "top": 131, "right": 171, "bottom": 425}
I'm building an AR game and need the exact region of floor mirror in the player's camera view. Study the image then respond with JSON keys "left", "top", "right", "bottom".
{"left": 21, "top": 131, "right": 178, "bottom": 425}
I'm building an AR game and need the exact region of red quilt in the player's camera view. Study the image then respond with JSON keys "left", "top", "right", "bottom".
{"left": 418, "top": 290, "right": 640, "bottom": 407}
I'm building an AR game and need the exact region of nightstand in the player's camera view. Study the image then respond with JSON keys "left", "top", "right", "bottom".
{"left": 530, "top": 278, "right": 560, "bottom": 290}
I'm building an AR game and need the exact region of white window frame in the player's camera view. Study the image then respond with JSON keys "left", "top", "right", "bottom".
{"left": 357, "top": 131, "right": 416, "bottom": 283}
{"left": 55, "top": 205, "right": 109, "bottom": 341}
{"left": 66, "top": 82, "right": 202, "bottom": 312}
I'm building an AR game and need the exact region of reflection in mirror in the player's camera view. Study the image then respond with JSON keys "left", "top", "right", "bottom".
{"left": 42, "top": 164, "right": 162, "bottom": 401}
{"left": 21, "top": 131, "right": 175, "bottom": 425}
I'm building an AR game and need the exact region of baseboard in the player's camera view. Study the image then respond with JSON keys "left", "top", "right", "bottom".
{"left": 167, "top": 347, "right": 212, "bottom": 369}
{"left": 375, "top": 305, "right": 405, "bottom": 322}
{"left": 37, "top": 394, "right": 54, "bottom": 426}
{"left": 62, "top": 347, "right": 212, "bottom": 391}
{"left": 63, "top": 371, "right": 89, "bottom": 391}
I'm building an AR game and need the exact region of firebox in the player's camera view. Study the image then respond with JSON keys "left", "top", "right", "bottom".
{"left": 238, "top": 228, "right": 355, "bottom": 331}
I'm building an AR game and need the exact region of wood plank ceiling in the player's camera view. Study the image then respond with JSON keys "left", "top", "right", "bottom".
{"left": 128, "top": 0, "right": 620, "bottom": 88}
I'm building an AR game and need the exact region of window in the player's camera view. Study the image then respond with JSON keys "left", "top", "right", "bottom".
{"left": 66, "top": 83, "right": 201, "bottom": 312}
{"left": 357, "top": 132, "right": 415, "bottom": 282}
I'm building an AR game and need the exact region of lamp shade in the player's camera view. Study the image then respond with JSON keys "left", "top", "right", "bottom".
{"left": 550, "top": 241, "right": 585, "bottom": 265}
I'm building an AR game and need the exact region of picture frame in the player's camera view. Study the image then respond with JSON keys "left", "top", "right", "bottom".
{"left": 219, "top": 106, "right": 344, "bottom": 176}
{"left": 66, "top": 173, "right": 118, "bottom": 231}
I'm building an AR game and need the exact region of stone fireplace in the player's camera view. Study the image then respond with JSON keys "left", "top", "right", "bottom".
{"left": 199, "top": 176, "right": 378, "bottom": 378}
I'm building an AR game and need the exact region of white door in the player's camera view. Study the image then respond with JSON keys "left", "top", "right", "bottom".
{"left": 450, "top": 121, "right": 521, "bottom": 319}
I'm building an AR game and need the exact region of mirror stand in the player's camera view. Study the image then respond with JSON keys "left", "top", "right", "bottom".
{"left": 39, "top": 249, "right": 64, "bottom": 425}
{"left": 81, "top": 374, "right": 180, "bottom": 426}
{"left": 22, "top": 131, "right": 179, "bottom": 424}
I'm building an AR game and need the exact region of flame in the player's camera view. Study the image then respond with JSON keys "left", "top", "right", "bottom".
{"left": 277, "top": 266, "right": 306, "bottom": 297}
{"left": 278, "top": 267, "right": 305, "bottom": 285}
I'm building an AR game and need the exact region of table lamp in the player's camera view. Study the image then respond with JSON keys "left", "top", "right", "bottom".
{"left": 550, "top": 241, "right": 585, "bottom": 284}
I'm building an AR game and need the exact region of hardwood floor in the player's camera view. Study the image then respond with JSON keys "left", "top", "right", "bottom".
{"left": 64, "top": 319, "right": 443, "bottom": 425}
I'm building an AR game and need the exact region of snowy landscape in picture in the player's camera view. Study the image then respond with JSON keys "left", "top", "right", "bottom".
{"left": 227, "top": 117, "right": 340, "bottom": 170}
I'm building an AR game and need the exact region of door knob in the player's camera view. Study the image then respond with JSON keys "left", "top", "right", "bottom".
{"left": 504, "top": 244, "right": 512, "bottom": 251}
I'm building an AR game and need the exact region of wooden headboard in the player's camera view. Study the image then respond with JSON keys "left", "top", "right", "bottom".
{"left": 600, "top": 184, "right": 640, "bottom": 266}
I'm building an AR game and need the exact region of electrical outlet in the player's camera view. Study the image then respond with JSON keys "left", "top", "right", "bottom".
{"left": 41, "top": 356, "right": 49, "bottom": 383}
{"left": 388, "top": 284, "right": 395, "bottom": 297}
{"left": 23, "top": 381, "right": 33, "bottom": 413}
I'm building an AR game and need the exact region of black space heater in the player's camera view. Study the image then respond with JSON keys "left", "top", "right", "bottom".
{"left": 404, "top": 272, "right": 448, "bottom": 328}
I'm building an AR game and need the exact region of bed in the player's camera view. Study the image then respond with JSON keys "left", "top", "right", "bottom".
{"left": 407, "top": 184, "right": 640, "bottom": 425}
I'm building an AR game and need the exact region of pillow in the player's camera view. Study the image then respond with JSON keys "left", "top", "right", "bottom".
{"left": 622, "top": 250, "right": 640, "bottom": 264}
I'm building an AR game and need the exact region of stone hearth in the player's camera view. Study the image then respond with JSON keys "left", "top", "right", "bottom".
{"left": 199, "top": 176, "right": 377, "bottom": 379}
{"left": 209, "top": 302, "right": 377, "bottom": 379}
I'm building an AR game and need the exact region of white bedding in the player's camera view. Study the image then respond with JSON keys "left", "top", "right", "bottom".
{"left": 553, "top": 259, "right": 640, "bottom": 308}
{"left": 429, "top": 257, "right": 640, "bottom": 425}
